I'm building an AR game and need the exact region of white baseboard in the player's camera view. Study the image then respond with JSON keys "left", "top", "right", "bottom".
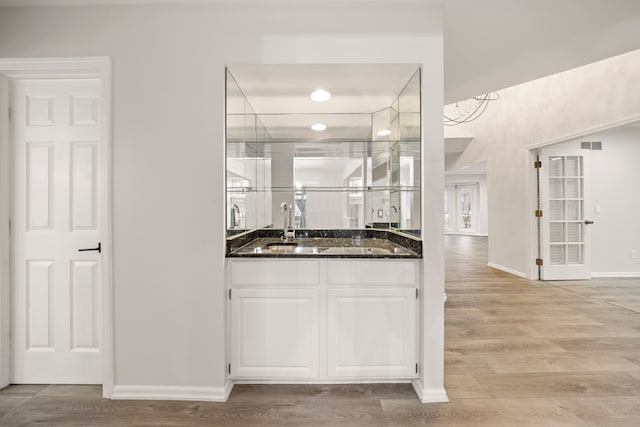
{"left": 411, "top": 379, "right": 449, "bottom": 403}
{"left": 487, "top": 262, "right": 527, "bottom": 278}
{"left": 445, "top": 232, "right": 488, "bottom": 237}
{"left": 111, "top": 381, "right": 234, "bottom": 402}
{"left": 233, "top": 379, "right": 412, "bottom": 384}
{"left": 591, "top": 272, "right": 640, "bottom": 278}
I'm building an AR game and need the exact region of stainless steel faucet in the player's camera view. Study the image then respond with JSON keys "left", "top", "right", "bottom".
{"left": 230, "top": 204, "right": 241, "bottom": 228}
{"left": 280, "top": 202, "right": 295, "bottom": 241}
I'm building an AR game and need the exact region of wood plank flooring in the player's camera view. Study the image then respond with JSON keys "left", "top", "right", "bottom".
{"left": 2, "top": 234, "right": 640, "bottom": 426}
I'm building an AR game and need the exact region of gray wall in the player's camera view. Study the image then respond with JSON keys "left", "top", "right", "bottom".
{"left": 0, "top": 1, "right": 445, "bottom": 395}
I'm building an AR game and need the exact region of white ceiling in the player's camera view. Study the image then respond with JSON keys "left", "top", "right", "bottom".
{"left": 443, "top": 0, "right": 640, "bottom": 103}
{"left": 228, "top": 64, "right": 419, "bottom": 115}
{"left": 2, "top": 0, "right": 639, "bottom": 104}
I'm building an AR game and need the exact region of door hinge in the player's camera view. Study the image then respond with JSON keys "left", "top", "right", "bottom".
{"left": 228, "top": 363, "right": 231, "bottom": 375}
{"left": 416, "top": 288, "right": 419, "bottom": 299}
{"left": 535, "top": 258, "right": 543, "bottom": 266}
{"left": 228, "top": 289, "right": 231, "bottom": 299}
{"left": 534, "top": 160, "right": 542, "bottom": 169}
{"left": 415, "top": 363, "right": 419, "bottom": 374}
{"left": 535, "top": 210, "right": 543, "bottom": 217}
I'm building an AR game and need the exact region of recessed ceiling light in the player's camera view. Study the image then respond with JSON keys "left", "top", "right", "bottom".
{"left": 310, "top": 89, "right": 331, "bottom": 102}
{"left": 311, "top": 123, "right": 327, "bottom": 131}
{"left": 377, "top": 129, "right": 391, "bottom": 136}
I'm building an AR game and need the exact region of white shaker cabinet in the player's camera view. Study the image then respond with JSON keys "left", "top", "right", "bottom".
{"left": 327, "top": 287, "right": 416, "bottom": 378}
{"left": 227, "top": 259, "right": 418, "bottom": 382}
{"left": 229, "top": 288, "right": 320, "bottom": 379}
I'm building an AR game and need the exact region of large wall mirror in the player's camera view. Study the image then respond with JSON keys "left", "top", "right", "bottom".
{"left": 225, "top": 64, "right": 421, "bottom": 238}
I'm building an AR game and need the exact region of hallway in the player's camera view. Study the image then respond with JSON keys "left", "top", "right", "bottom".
{"left": 1, "top": 235, "right": 640, "bottom": 425}
{"left": 443, "top": 235, "right": 640, "bottom": 424}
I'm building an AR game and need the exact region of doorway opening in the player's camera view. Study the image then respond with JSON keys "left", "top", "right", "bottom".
{"left": 530, "top": 121, "right": 640, "bottom": 281}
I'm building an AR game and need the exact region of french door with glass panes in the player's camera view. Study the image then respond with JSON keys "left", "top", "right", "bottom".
{"left": 444, "top": 183, "right": 478, "bottom": 233}
{"left": 540, "top": 149, "right": 592, "bottom": 280}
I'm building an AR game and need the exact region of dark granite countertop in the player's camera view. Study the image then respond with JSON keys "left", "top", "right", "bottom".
{"left": 226, "top": 229, "right": 422, "bottom": 259}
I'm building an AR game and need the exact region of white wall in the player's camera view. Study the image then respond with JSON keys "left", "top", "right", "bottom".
{"left": 448, "top": 49, "right": 640, "bottom": 278}
{"left": 444, "top": 173, "right": 488, "bottom": 235}
{"left": 550, "top": 128, "right": 640, "bottom": 276}
{"left": 590, "top": 128, "right": 640, "bottom": 275}
{"left": 0, "top": 1, "right": 445, "bottom": 400}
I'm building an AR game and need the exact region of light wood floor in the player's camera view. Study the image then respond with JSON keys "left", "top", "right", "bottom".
{"left": 2, "top": 235, "right": 640, "bottom": 426}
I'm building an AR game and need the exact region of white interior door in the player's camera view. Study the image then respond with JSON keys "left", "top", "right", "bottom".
{"left": 12, "top": 79, "right": 102, "bottom": 384}
{"left": 540, "top": 148, "right": 592, "bottom": 280}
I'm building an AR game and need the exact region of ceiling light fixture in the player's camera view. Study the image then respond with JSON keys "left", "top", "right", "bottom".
{"left": 310, "top": 89, "right": 331, "bottom": 102}
{"left": 377, "top": 129, "right": 391, "bottom": 136}
{"left": 444, "top": 92, "right": 500, "bottom": 126}
{"left": 311, "top": 123, "right": 327, "bottom": 131}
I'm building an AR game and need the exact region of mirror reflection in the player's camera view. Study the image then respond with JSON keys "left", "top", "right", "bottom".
{"left": 225, "top": 64, "right": 421, "bottom": 237}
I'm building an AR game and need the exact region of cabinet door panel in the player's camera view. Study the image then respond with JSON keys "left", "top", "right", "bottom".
{"left": 230, "top": 288, "right": 319, "bottom": 379}
{"left": 327, "top": 288, "right": 416, "bottom": 378}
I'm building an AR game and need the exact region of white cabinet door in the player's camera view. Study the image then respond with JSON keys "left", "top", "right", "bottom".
{"left": 327, "top": 288, "right": 416, "bottom": 379}
{"left": 230, "top": 288, "right": 320, "bottom": 379}
{"left": 12, "top": 79, "right": 102, "bottom": 384}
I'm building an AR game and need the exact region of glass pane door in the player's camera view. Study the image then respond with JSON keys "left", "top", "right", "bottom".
{"left": 540, "top": 148, "right": 591, "bottom": 280}
{"left": 457, "top": 185, "right": 475, "bottom": 232}
{"left": 548, "top": 155, "right": 584, "bottom": 265}
{"left": 444, "top": 183, "right": 478, "bottom": 233}
{"left": 444, "top": 186, "right": 453, "bottom": 232}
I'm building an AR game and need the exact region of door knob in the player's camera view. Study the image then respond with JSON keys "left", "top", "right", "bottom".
{"left": 584, "top": 220, "right": 594, "bottom": 225}
{"left": 79, "top": 242, "right": 101, "bottom": 253}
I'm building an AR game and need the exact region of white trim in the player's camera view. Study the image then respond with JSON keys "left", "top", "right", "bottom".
{"left": 487, "top": 262, "right": 527, "bottom": 278}
{"left": 0, "top": 76, "right": 10, "bottom": 390}
{"left": 526, "top": 113, "right": 640, "bottom": 150}
{"left": 0, "top": 57, "right": 108, "bottom": 79}
{"left": 591, "top": 272, "right": 640, "bottom": 278}
{"left": 111, "top": 382, "right": 234, "bottom": 402}
{"left": 99, "top": 58, "right": 114, "bottom": 399}
{"left": 0, "top": 56, "right": 113, "bottom": 397}
{"left": 233, "top": 379, "right": 413, "bottom": 384}
{"left": 411, "top": 379, "right": 448, "bottom": 403}
{"left": 526, "top": 149, "right": 539, "bottom": 280}
{"left": 0, "top": 0, "right": 432, "bottom": 6}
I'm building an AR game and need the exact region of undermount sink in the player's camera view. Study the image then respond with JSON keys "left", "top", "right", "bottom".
{"left": 259, "top": 243, "right": 324, "bottom": 254}
{"left": 265, "top": 242, "right": 299, "bottom": 251}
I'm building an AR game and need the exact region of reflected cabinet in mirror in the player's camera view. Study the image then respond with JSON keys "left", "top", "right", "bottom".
{"left": 225, "top": 64, "right": 421, "bottom": 238}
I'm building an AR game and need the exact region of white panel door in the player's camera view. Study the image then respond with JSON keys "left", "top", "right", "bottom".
{"left": 12, "top": 79, "right": 102, "bottom": 384}
{"left": 540, "top": 148, "right": 592, "bottom": 280}
{"left": 230, "top": 288, "right": 320, "bottom": 379}
{"left": 327, "top": 287, "right": 416, "bottom": 379}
